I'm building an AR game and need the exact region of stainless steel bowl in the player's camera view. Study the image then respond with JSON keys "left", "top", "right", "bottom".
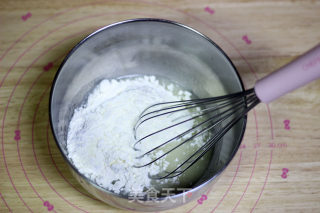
{"left": 49, "top": 18, "right": 246, "bottom": 211}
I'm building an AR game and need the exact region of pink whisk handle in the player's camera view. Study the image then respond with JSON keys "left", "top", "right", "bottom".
{"left": 254, "top": 44, "right": 320, "bottom": 103}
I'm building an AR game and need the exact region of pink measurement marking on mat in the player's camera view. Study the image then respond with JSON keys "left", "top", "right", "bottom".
{"left": 204, "top": 6, "right": 215, "bottom": 14}
{"left": 283, "top": 119, "right": 290, "bottom": 130}
{"left": 43, "top": 201, "right": 54, "bottom": 211}
{"left": 231, "top": 150, "right": 258, "bottom": 212}
{"left": 254, "top": 143, "right": 261, "bottom": 149}
{"left": 269, "top": 143, "right": 287, "bottom": 149}
{"left": 14, "top": 130, "right": 21, "bottom": 141}
{"left": 21, "top": 12, "right": 32, "bottom": 21}
{"left": 250, "top": 150, "right": 273, "bottom": 212}
{"left": 281, "top": 168, "right": 289, "bottom": 179}
{"left": 43, "top": 62, "right": 53, "bottom": 72}
{"left": 242, "top": 35, "right": 252, "bottom": 44}
{"left": 0, "top": 192, "right": 11, "bottom": 212}
{"left": 210, "top": 152, "right": 243, "bottom": 213}
{"left": 197, "top": 194, "right": 208, "bottom": 205}
{"left": 240, "top": 144, "right": 246, "bottom": 149}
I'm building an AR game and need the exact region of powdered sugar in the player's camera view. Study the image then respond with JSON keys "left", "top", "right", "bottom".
{"left": 67, "top": 75, "right": 197, "bottom": 194}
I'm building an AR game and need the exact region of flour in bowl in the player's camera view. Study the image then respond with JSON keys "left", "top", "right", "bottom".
{"left": 67, "top": 75, "right": 209, "bottom": 194}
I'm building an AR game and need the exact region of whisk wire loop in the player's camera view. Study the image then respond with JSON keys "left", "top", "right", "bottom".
{"left": 133, "top": 91, "right": 254, "bottom": 151}
{"left": 133, "top": 88, "right": 260, "bottom": 179}
{"left": 155, "top": 96, "right": 260, "bottom": 179}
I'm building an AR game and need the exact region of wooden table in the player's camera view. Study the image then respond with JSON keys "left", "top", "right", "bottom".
{"left": 1, "top": 0, "right": 320, "bottom": 212}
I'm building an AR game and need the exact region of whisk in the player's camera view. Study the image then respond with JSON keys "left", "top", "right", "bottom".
{"left": 133, "top": 44, "right": 320, "bottom": 179}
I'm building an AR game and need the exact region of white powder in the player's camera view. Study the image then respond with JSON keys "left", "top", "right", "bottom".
{"left": 67, "top": 75, "right": 200, "bottom": 194}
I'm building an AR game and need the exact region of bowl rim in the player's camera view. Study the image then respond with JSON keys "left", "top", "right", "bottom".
{"left": 49, "top": 18, "right": 247, "bottom": 202}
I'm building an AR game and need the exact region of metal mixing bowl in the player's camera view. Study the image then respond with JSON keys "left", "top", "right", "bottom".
{"left": 49, "top": 18, "right": 246, "bottom": 211}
